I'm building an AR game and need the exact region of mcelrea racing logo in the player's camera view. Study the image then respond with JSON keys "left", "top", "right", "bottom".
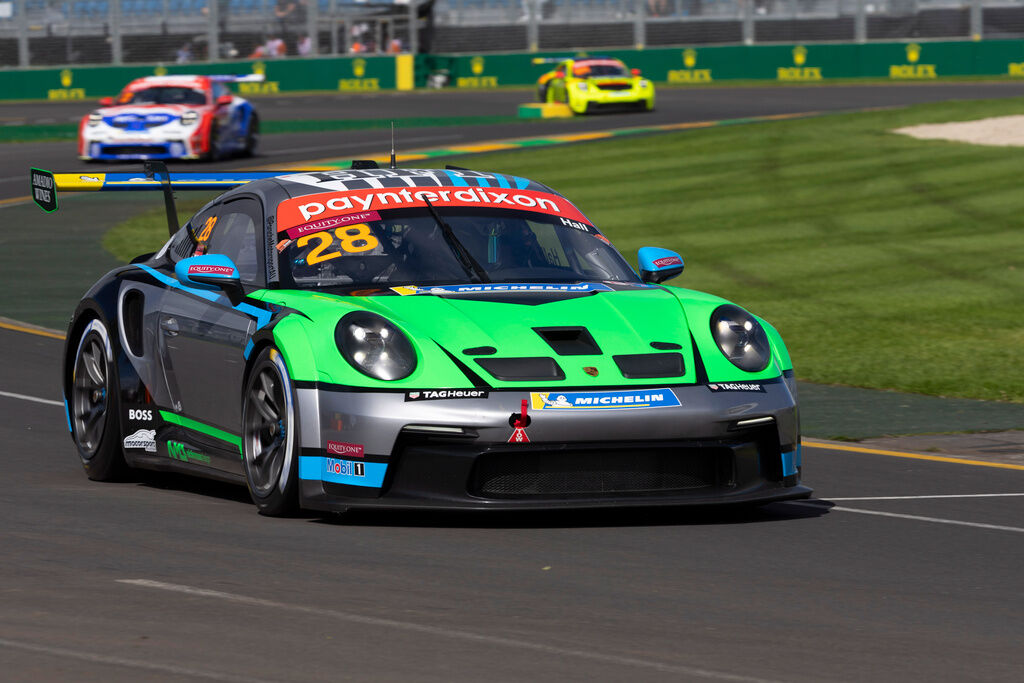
{"left": 123, "top": 429, "right": 156, "bottom": 452}
{"left": 530, "top": 389, "right": 681, "bottom": 410}
{"left": 405, "top": 389, "right": 489, "bottom": 401}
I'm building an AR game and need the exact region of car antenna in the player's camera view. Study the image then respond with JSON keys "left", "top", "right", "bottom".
{"left": 389, "top": 121, "right": 397, "bottom": 169}
{"left": 144, "top": 160, "right": 178, "bottom": 238}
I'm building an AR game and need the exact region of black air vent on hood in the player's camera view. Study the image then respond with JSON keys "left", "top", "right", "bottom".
{"left": 613, "top": 353, "right": 685, "bottom": 379}
{"left": 533, "top": 327, "right": 602, "bottom": 356}
{"left": 476, "top": 357, "right": 566, "bottom": 381}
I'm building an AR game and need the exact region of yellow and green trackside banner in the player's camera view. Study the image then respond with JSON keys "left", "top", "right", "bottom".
{"left": 5, "top": 41, "right": 1024, "bottom": 101}
{"left": 0, "top": 54, "right": 414, "bottom": 101}
{"left": 421, "top": 40, "right": 1024, "bottom": 88}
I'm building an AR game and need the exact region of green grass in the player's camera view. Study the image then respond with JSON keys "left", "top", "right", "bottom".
{"left": 103, "top": 194, "right": 216, "bottom": 260}
{"left": 104, "top": 96, "right": 1024, "bottom": 403}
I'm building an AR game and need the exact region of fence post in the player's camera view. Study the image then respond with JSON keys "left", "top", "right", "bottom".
{"left": 409, "top": 1, "right": 419, "bottom": 55}
{"left": 17, "top": 0, "right": 29, "bottom": 66}
{"left": 970, "top": 0, "right": 983, "bottom": 40}
{"left": 110, "top": 0, "right": 122, "bottom": 64}
{"left": 634, "top": 0, "right": 646, "bottom": 50}
{"left": 527, "top": 0, "right": 539, "bottom": 52}
{"left": 855, "top": 0, "right": 866, "bottom": 43}
{"left": 208, "top": 0, "right": 219, "bottom": 62}
{"left": 742, "top": 0, "right": 754, "bottom": 45}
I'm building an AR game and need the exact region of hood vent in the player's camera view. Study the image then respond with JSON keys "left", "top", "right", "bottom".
{"left": 533, "top": 327, "right": 601, "bottom": 356}
{"left": 613, "top": 353, "right": 685, "bottom": 379}
{"left": 477, "top": 357, "right": 565, "bottom": 381}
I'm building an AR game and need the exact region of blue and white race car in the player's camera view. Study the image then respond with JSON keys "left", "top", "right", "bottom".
{"left": 78, "top": 74, "right": 263, "bottom": 161}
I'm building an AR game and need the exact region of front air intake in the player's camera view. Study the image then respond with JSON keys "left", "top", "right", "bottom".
{"left": 533, "top": 327, "right": 602, "bottom": 356}
{"left": 476, "top": 357, "right": 565, "bottom": 381}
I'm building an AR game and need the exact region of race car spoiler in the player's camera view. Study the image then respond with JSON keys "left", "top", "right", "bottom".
{"left": 30, "top": 163, "right": 287, "bottom": 236}
{"left": 208, "top": 74, "right": 266, "bottom": 83}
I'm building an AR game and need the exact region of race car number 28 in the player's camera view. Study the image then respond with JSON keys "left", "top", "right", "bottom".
{"left": 297, "top": 225, "right": 380, "bottom": 264}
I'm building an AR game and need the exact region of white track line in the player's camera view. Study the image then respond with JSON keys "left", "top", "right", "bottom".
{"left": 0, "top": 390, "right": 62, "bottom": 407}
{"left": 117, "top": 579, "right": 786, "bottom": 683}
{"left": 0, "top": 637, "right": 278, "bottom": 683}
{"left": 790, "top": 502, "right": 1024, "bottom": 533}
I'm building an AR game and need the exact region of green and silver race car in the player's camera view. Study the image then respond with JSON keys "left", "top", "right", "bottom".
{"left": 46, "top": 164, "right": 807, "bottom": 516}
{"left": 536, "top": 57, "right": 655, "bottom": 114}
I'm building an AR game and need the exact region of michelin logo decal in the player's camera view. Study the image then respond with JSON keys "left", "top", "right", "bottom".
{"left": 530, "top": 389, "right": 680, "bottom": 411}
{"left": 123, "top": 429, "right": 157, "bottom": 452}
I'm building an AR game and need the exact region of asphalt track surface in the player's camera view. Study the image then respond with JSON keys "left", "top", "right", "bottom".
{"left": 4, "top": 82, "right": 1024, "bottom": 202}
{"left": 2, "top": 85, "right": 1024, "bottom": 681}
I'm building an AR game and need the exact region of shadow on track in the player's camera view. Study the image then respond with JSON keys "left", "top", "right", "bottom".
{"left": 130, "top": 470, "right": 833, "bottom": 528}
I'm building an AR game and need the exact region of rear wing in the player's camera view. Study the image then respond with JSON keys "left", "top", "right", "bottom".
{"left": 208, "top": 74, "right": 266, "bottom": 84}
{"left": 30, "top": 163, "right": 287, "bottom": 237}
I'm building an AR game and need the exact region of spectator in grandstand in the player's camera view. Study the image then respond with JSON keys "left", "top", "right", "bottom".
{"left": 647, "top": 0, "right": 671, "bottom": 16}
{"left": 297, "top": 34, "right": 312, "bottom": 57}
{"left": 275, "top": 0, "right": 307, "bottom": 51}
{"left": 265, "top": 35, "right": 286, "bottom": 57}
{"left": 176, "top": 42, "right": 194, "bottom": 64}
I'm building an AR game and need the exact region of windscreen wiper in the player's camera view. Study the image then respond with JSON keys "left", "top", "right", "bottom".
{"left": 421, "top": 198, "right": 490, "bottom": 283}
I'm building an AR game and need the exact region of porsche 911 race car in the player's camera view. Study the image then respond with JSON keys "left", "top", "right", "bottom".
{"left": 535, "top": 56, "right": 655, "bottom": 114}
{"left": 35, "top": 163, "right": 807, "bottom": 516}
{"left": 78, "top": 74, "right": 263, "bottom": 161}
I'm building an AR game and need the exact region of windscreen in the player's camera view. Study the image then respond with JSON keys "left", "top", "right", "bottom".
{"left": 120, "top": 87, "right": 208, "bottom": 106}
{"left": 277, "top": 207, "right": 640, "bottom": 292}
{"left": 574, "top": 61, "right": 628, "bottom": 78}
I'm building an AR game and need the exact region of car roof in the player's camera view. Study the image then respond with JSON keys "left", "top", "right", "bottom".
{"left": 261, "top": 168, "right": 562, "bottom": 199}
{"left": 126, "top": 75, "right": 210, "bottom": 91}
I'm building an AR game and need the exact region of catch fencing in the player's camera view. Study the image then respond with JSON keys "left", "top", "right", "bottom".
{"left": 0, "top": 0, "right": 422, "bottom": 66}
{"left": 430, "top": 0, "right": 1024, "bottom": 52}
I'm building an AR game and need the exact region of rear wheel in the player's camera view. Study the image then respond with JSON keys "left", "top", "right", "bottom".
{"left": 204, "top": 122, "right": 222, "bottom": 161}
{"left": 242, "top": 113, "right": 260, "bottom": 157}
{"left": 242, "top": 347, "right": 299, "bottom": 516}
{"left": 71, "top": 319, "right": 127, "bottom": 481}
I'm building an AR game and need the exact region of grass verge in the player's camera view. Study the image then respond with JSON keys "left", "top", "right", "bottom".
{"left": 104, "top": 96, "right": 1024, "bottom": 403}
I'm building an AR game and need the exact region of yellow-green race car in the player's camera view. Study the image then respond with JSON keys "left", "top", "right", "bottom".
{"left": 535, "top": 57, "right": 655, "bottom": 114}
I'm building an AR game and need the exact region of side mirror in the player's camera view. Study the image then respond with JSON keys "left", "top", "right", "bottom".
{"left": 216, "top": 94, "right": 233, "bottom": 106}
{"left": 638, "top": 247, "right": 684, "bottom": 284}
{"left": 631, "top": 68, "right": 641, "bottom": 76}
{"left": 99, "top": 96, "right": 114, "bottom": 106}
{"left": 176, "top": 255, "right": 245, "bottom": 304}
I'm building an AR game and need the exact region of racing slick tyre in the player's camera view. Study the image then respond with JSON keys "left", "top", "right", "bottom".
{"left": 70, "top": 319, "right": 128, "bottom": 481}
{"left": 204, "top": 122, "right": 222, "bottom": 161}
{"left": 242, "top": 347, "right": 300, "bottom": 516}
{"left": 242, "top": 114, "right": 260, "bottom": 157}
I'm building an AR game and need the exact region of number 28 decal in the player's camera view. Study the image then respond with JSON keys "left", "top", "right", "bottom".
{"left": 297, "top": 224, "right": 380, "bottom": 265}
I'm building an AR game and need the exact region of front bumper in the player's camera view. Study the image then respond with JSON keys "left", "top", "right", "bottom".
{"left": 296, "top": 382, "right": 809, "bottom": 511}
{"left": 79, "top": 131, "right": 199, "bottom": 160}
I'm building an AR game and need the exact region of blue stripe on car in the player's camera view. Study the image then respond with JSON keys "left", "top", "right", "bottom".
{"left": 782, "top": 449, "right": 798, "bottom": 477}
{"left": 298, "top": 455, "right": 387, "bottom": 488}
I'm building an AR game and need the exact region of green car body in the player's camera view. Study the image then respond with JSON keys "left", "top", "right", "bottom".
{"left": 60, "top": 166, "right": 808, "bottom": 515}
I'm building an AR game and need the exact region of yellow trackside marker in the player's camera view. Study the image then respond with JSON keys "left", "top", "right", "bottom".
{"left": 0, "top": 319, "right": 65, "bottom": 340}
{"left": 395, "top": 54, "right": 414, "bottom": 91}
{"left": 0, "top": 195, "right": 33, "bottom": 208}
{"left": 555, "top": 132, "right": 614, "bottom": 142}
{"left": 804, "top": 438, "right": 1024, "bottom": 471}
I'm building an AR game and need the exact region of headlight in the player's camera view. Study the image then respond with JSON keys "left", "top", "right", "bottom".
{"left": 709, "top": 304, "right": 772, "bottom": 373}
{"left": 335, "top": 312, "right": 416, "bottom": 381}
{"left": 181, "top": 110, "right": 198, "bottom": 126}
{"left": 87, "top": 113, "right": 102, "bottom": 127}
{"left": 639, "top": 79, "right": 650, "bottom": 88}
{"left": 576, "top": 82, "right": 588, "bottom": 91}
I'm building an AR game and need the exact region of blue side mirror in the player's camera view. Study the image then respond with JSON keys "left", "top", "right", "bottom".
{"left": 637, "top": 247, "right": 684, "bottom": 284}
{"left": 176, "top": 254, "right": 244, "bottom": 303}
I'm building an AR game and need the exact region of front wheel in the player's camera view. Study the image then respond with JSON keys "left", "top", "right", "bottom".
{"left": 71, "top": 319, "right": 128, "bottom": 481}
{"left": 242, "top": 347, "right": 299, "bottom": 516}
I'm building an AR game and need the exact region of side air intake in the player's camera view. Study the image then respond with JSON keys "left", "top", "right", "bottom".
{"left": 613, "top": 353, "right": 685, "bottom": 379}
